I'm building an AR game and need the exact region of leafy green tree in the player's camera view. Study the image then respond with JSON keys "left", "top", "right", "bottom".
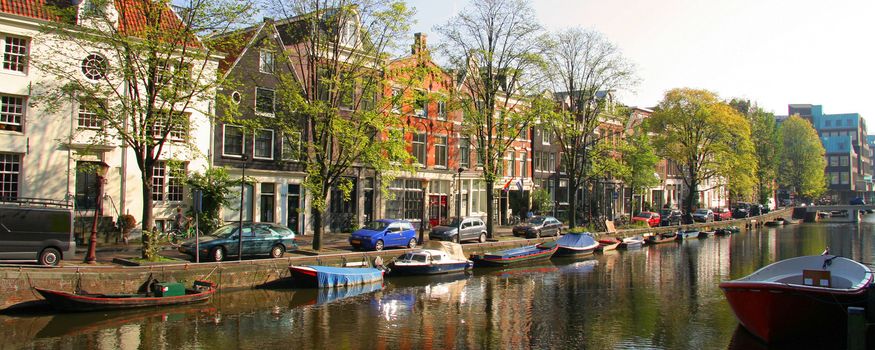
{"left": 623, "top": 127, "right": 659, "bottom": 215}
{"left": 647, "top": 88, "right": 756, "bottom": 215}
{"left": 34, "top": 0, "right": 256, "bottom": 259}
{"left": 730, "top": 99, "right": 782, "bottom": 205}
{"left": 530, "top": 188, "right": 553, "bottom": 215}
{"left": 185, "top": 167, "right": 239, "bottom": 234}
{"left": 437, "top": 0, "right": 546, "bottom": 237}
{"left": 779, "top": 115, "right": 827, "bottom": 200}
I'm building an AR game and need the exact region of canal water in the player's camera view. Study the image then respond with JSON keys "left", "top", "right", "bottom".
{"left": 3, "top": 218, "right": 874, "bottom": 349}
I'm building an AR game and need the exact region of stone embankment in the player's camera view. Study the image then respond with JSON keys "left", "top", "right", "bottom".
{"left": 0, "top": 209, "right": 790, "bottom": 311}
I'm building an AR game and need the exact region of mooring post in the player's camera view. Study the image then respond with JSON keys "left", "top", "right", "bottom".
{"left": 847, "top": 306, "right": 865, "bottom": 350}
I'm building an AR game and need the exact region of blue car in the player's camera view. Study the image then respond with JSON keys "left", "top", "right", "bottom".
{"left": 349, "top": 219, "right": 417, "bottom": 251}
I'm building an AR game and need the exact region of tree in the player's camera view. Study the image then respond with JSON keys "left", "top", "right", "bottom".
{"left": 541, "top": 27, "right": 636, "bottom": 228}
{"left": 779, "top": 115, "right": 827, "bottom": 200}
{"left": 586, "top": 137, "right": 630, "bottom": 220}
{"left": 730, "top": 99, "right": 782, "bottom": 205}
{"left": 263, "top": 0, "right": 415, "bottom": 250}
{"left": 647, "top": 88, "right": 756, "bottom": 215}
{"left": 437, "top": 0, "right": 546, "bottom": 238}
{"left": 623, "top": 127, "right": 659, "bottom": 215}
{"left": 33, "top": 0, "right": 256, "bottom": 259}
{"left": 185, "top": 167, "right": 239, "bottom": 234}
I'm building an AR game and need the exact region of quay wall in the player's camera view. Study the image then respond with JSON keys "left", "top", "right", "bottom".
{"left": 0, "top": 209, "right": 789, "bottom": 311}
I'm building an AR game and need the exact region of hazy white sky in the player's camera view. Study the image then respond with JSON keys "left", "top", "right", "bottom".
{"left": 405, "top": 0, "right": 875, "bottom": 123}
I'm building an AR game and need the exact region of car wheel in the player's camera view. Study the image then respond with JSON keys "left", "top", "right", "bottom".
{"left": 270, "top": 244, "right": 285, "bottom": 258}
{"left": 211, "top": 247, "right": 225, "bottom": 262}
{"left": 39, "top": 248, "right": 61, "bottom": 266}
{"left": 452, "top": 235, "right": 460, "bottom": 243}
{"left": 374, "top": 240, "right": 384, "bottom": 251}
{"left": 407, "top": 238, "right": 417, "bottom": 249}
{"left": 479, "top": 233, "right": 486, "bottom": 243}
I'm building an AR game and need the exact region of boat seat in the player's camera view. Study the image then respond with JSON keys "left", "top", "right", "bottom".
{"left": 802, "top": 270, "right": 831, "bottom": 287}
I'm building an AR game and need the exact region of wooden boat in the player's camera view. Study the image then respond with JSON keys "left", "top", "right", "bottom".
{"left": 389, "top": 241, "right": 473, "bottom": 275}
{"left": 715, "top": 226, "right": 741, "bottom": 235}
{"left": 646, "top": 232, "right": 677, "bottom": 244}
{"left": 595, "top": 237, "right": 621, "bottom": 252}
{"left": 764, "top": 220, "right": 784, "bottom": 227}
{"left": 618, "top": 236, "right": 645, "bottom": 249}
{"left": 776, "top": 217, "right": 801, "bottom": 225}
{"left": 548, "top": 232, "right": 599, "bottom": 257}
{"left": 676, "top": 229, "right": 699, "bottom": 241}
{"left": 470, "top": 244, "right": 558, "bottom": 267}
{"left": 35, "top": 280, "right": 216, "bottom": 312}
{"left": 720, "top": 255, "right": 874, "bottom": 344}
{"left": 289, "top": 265, "right": 384, "bottom": 288}
{"left": 698, "top": 230, "right": 716, "bottom": 238}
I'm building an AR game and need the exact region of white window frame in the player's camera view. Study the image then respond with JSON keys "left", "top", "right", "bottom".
{"left": 434, "top": 135, "right": 448, "bottom": 169}
{"left": 0, "top": 94, "right": 25, "bottom": 133}
{"left": 391, "top": 88, "right": 402, "bottom": 114}
{"left": 255, "top": 87, "right": 275, "bottom": 117}
{"left": 259, "top": 50, "right": 275, "bottom": 74}
{"left": 252, "top": 128, "right": 275, "bottom": 160}
{"left": 2, "top": 35, "right": 29, "bottom": 74}
{"left": 77, "top": 98, "right": 105, "bottom": 130}
{"left": 437, "top": 100, "right": 447, "bottom": 121}
{"left": 152, "top": 161, "right": 185, "bottom": 203}
{"left": 412, "top": 133, "right": 427, "bottom": 166}
{"left": 222, "top": 124, "right": 245, "bottom": 158}
{"left": 282, "top": 131, "right": 301, "bottom": 161}
{"left": 0, "top": 153, "right": 20, "bottom": 199}
{"left": 542, "top": 128, "right": 551, "bottom": 145}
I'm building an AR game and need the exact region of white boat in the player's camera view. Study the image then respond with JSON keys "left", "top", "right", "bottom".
{"left": 389, "top": 241, "right": 473, "bottom": 275}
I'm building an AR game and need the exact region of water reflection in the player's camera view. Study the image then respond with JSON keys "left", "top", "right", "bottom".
{"left": 3, "top": 218, "right": 875, "bottom": 349}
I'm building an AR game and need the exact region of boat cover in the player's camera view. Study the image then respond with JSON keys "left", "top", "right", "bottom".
{"left": 422, "top": 241, "right": 469, "bottom": 261}
{"left": 485, "top": 245, "right": 545, "bottom": 259}
{"left": 317, "top": 282, "right": 382, "bottom": 305}
{"left": 555, "top": 233, "right": 597, "bottom": 249}
{"left": 308, "top": 266, "right": 383, "bottom": 288}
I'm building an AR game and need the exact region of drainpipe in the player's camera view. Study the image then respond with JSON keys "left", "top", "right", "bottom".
{"left": 119, "top": 80, "right": 128, "bottom": 217}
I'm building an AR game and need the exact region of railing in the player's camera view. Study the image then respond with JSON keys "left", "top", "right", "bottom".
{"left": 0, "top": 197, "right": 72, "bottom": 208}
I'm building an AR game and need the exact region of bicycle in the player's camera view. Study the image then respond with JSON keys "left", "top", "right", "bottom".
{"left": 159, "top": 226, "right": 202, "bottom": 246}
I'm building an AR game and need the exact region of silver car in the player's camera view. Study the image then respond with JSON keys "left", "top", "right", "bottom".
{"left": 428, "top": 217, "right": 488, "bottom": 243}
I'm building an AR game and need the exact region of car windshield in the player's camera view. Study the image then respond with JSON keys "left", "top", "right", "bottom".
{"left": 695, "top": 209, "right": 709, "bottom": 214}
{"left": 445, "top": 217, "right": 463, "bottom": 227}
{"left": 210, "top": 225, "right": 239, "bottom": 238}
{"left": 363, "top": 221, "right": 390, "bottom": 231}
{"left": 528, "top": 217, "right": 546, "bottom": 225}
{"left": 635, "top": 212, "right": 651, "bottom": 218}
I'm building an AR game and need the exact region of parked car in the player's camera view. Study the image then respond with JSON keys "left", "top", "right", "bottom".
{"left": 732, "top": 203, "right": 751, "bottom": 218}
{"left": 750, "top": 203, "right": 764, "bottom": 216}
{"left": 692, "top": 209, "right": 714, "bottom": 222}
{"left": 850, "top": 197, "right": 866, "bottom": 205}
{"left": 631, "top": 211, "right": 661, "bottom": 227}
{"left": 713, "top": 208, "right": 732, "bottom": 221}
{"left": 178, "top": 223, "right": 297, "bottom": 262}
{"left": 660, "top": 209, "right": 683, "bottom": 226}
{"left": 429, "top": 217, "right": 487, "bottom": 243}
{"left": 349, "top": 219, "right": 417, "bottom": 251}
{"left": 0, "top": 198, "right": 75, "bottom": 266}
{"left": 512, "top": 216, "right": 562, "bottom": 238}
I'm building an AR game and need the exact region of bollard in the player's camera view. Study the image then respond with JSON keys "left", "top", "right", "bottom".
{"left": 847, "top": 306, "right": 865, "bottom": 350}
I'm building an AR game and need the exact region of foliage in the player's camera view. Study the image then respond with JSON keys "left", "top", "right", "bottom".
{"left": 779, "top": 115, "right": 827, "bottom": 199}
{"left": 566, "top": 227, "right": 590, "bottom": 234}
{"left": 731, "top": 100, "right": 782, "bottom": 204}
{"left": 185, "top": 167, "right": 238, "bottom": 234}
{"left": 437, "top": 0, "right": 547, "bottom": 237}
{"left": 623, "top": 127, "right": 660, "bottom": 214}
{"left": 647, "top": 88, "right": 756, "bottom": 214}
{"left": 33, "top": 0, "right": 257, "bottom": 259}
{"left": 531, "top": 188, "right": 553, "bottom": 215}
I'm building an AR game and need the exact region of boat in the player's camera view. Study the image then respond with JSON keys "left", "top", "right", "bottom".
{"left": 548, "top": 232, "right": 599, "bottom": 256}
{"left": 698, "top": 230, "right": 716, "bottom": 238}
{"left": 389, "top": 241, "right": 473, "bottom": 275}
{"left": 716, "top": 226, "right": 741, "bottom": 235}
{"left": 470, "top": 244, "right": 558, "bottom": 267}
{"left": 776, "top": 217, "right": 801, "bottom": 225}
{"left": 676, "top": 229, "right": 699, "bottom": 240}
{"left": 618, "top": 235, "right": 645, "bottom": 249}
{"left": 719, "top": 255, "right": 874, "bottom": 344}
{"left": 289, "top": 265, "right": 384, "bottom": 288}
{"left": 764, "top": 220, "right": 784, "bottom": 227}
{"left": 595, "top": 237, "right": 621, "bottom": 252}
{"left": 646, "top": 232, "right": 677, "bottom": 244}
{"left": 35, "top": 280, "right": 216, "bottom": 312}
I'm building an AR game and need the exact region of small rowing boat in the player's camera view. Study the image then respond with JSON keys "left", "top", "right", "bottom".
{"left": 471, "top": 244, "right": 558, "bottom": 267}
{"left": 35, "top": 280, "right": 216, "bottom": 312}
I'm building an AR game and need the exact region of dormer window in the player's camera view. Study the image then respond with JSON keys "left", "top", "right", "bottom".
{"left": 259, "top": 50, "right": 275, "bottom": 74}
{"left": 341, "top": 20, "right": 358, "bottom": 46}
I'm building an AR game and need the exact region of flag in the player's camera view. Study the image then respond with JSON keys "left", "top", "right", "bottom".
{"left": 502, "top": 178, "right": 513, "bottom": 192}
{"left": 516, "top": 179, "right": 523, "bottom": 192}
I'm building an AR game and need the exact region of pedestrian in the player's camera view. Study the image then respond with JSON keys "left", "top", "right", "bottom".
{"left": 174, "top": 207, "right": 187, "bottom": 231}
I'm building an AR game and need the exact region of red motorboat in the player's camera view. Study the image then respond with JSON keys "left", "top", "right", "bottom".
{"left": 720, "top": 255, "right": 873, "bottom": 344}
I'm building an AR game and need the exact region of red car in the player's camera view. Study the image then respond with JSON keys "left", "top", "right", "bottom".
{"left": 632, "top": 212, "right": 661, "bottom": 227}
{"left": 714, "top": 208, "right": 732, "bottom": 221}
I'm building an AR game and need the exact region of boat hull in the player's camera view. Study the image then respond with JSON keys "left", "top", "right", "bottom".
{"left": 390, "top": 261, "right": 472, "bottom": 275}
{"left": 645, "top": 235, "right": 676, "bottom": 244}
{"left": 472, "top": 245, "right": 558, "bottom": 267}
{"left": 720, "top": 281, "right": 871, "bottom": 343}
{"left": 35, "top": 286, "right": 216, "bottom": 312}
{"left": 289, "top": 266, "right": 384, "bottom": 288}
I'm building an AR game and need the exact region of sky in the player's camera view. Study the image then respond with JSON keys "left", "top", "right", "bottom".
{"left": 404, "top": 0, "right": 875, "bottom": 124}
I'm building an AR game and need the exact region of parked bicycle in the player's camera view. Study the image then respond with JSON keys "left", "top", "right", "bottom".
{"left": 158, "top": 226, "right": 202, "bottom": 245}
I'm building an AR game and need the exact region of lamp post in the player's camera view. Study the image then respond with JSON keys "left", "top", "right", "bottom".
{"left": 456, "top": 167, "right": 466, "bottom": 218}
{"left": 238, "top": 154, "right": 248, "bottom": 261}
{"left": 84, "top": 161, "right": 110, "bottom": 264}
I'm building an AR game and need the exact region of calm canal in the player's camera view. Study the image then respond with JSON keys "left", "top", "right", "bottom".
{"left": 3, "top": 217, "right": 875, "bottom": 349}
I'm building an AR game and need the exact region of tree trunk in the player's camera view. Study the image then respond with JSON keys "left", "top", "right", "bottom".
{"left": 685, "top": 178, "right": 698, "bottom": 216}
{"left": 568, "top": 181, "right": 578, "bottom": 228}
{"left": 140, "top": 177, "right": 154, "bottom": 259}
{"left": 485, "top": 179, "right": 495, "bottom": 239}
{"left": 312, "top": 207, "right": 323, "bottom": 251}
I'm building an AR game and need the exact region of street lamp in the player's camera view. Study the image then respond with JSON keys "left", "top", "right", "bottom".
{"left": 84, "top": 161, "right": 110, "bottom": 264}
{"left": 238, "top": 154, "right": 249, "bottom": 261}
{"left": 456, "top": 167, "right": 466, "bottom": 218}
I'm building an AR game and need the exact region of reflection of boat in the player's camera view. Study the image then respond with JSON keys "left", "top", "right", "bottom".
{"left": 35, "top": 280, "right": 216, "bottom": 312}
{"left": 697, "top": 230, "right": 715, "bottom": 238}
{"left": 556, "top": 259, "right": 598, "bottom": 275}
{"left": 470, "top": 244, "right": 558, "bottom": 267}
{"left": 389, "top": 241, "right": 472, "bottom": 275}
{"left": 35, "top": 304, "right": 216, "bottom": 338}
{"left": 595, "top": 237, "right": 620, "bottom": 252}
{"left": 715, "top": 226, "right": 741, "bottom": 235}
{"left": 314, "top": 282, "right": 382, "bottom": 305}
{"left": 645, "top": 232, "right": 676, "bottom": 244}
{"left": 618, "top": 236, "right": 644, "bottom": 249}
{"left": 763, "top": 220, "right": 784, "bottom": 227}
{"left": 289, "top": 266, "right": 383, "bottom": 288}
{"left": 720, "top": 255, "right": 873, "bottom": 344}
{"left": 543, "top": 232, "right": 598, "bottom": 256}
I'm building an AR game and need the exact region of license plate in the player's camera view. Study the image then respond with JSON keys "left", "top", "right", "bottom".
{"left": 351, "top": 239, "right": 361, "bottom": 244}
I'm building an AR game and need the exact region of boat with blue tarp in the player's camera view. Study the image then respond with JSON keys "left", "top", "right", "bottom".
{"left": 470, "top": 244, "right": 558, "bottom": 267}
{"left": 545, "top": 232, "right": 599, "bottom": 256}
{"left": 289, "top": 265, "right": 384, "bottom": 288}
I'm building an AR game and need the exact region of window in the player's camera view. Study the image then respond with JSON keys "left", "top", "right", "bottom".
{"left": 81, "top": 54, "right": 107, "bottom": 80}
{"left": 152, "top": 161, "right": 185, "bottom": 202}
{"left": 542, "top": 128, "right": 551, "bottom": 145}
{"left": 253, "top": 129, "right": 274, "bottom": 159}
{"left": 255, "top": 87, "right": 275, "bottom": 115}
{"left": 282, "top": 131, "right": 301, "bottom": 161}
{"left": 77, "top": 99, "right": 105, "bottom": 129}
{"left": 829, "top": 156, "right": 838, "bottom": 167}
{"left": 223, "top": 125, "right": 244, "bottom": 157}
{"left": 259, "top": 50, "right": 275, "bottom": 74}
{"left": 825, "top": 120, "right": 832, "bottom": 127}
{"left": 0, "top": 153, "right": 20, "bottom": 199}
{"left": 0, "top": 95, "right": 24, "bottom": 132}
{"left": 434, "top": 135, "right": 448, "bottom": 168}
{"left": 386, "top": 179, "right": 423, "bottom": 220}
{"left": 414, "top": 91, "right": 427, "bottom": 117}
{"left": 151, "top": 112, "right": 187, "bottom": 141}
{"left": 339, "top": 79, "right": 354, "bottom": 110}
{"left": 840, "top": 172, "right": 850, "bottom": 185}
{"left": 75, "top": 161, "right": 99, "bottom": 209}
{"left": 505, "top": 152, "right": 513, "bottom": 177}
{"left": 391, "top": 88, "right": 402, "bottom": 113}
{"left": 437, "top": 101, "right": 447, "bottom": 120}
{"left": 412, "top": 133, "right": 426, "bottom": 165}
{"left": 521, "top": 152, "right": 527, "bottom": 177}
{"left": 459, "top": 137, "right": 470, "bottom": 168}
{"left": 360, "top": 80, "right": 377, "bottom": 111}
{"left": 840, "top": 156, "right": 849, "bottom": 167}
{"left": 836, "top": 120, "right": 842, "bottom": 127}
{"left": 260, "top": 183, "right": 275, "bottom": 222}
{"left": 231, "top": 91, "right": 242, "bottom": 104}
{"left": 830, "top": 172, "right": 839, "bottom": 185}
{"left": 548, "top": 153, "right": 555, "bottom": 171}
{"left": 3, "top": 36, "right": 28, "bottom": 73}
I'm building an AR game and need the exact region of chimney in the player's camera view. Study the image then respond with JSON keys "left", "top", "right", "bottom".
{"left": 411, "top": 32, "right": 428, "bottom": 55}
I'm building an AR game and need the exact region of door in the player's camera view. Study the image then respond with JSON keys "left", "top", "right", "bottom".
{"left": 386, "top": 224, "right": 402, "bottom": 247}
{"left": 459, "top": 221, "right": 472, "bottom": 241}
{"left": 253, "top": 225, "right": 275, "bottom": 254}
{"left": 238, "top": 226, "right": 256, "bottom": 256}
{"left": 287, "top": 184, "right": 301, "bottom": 234}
